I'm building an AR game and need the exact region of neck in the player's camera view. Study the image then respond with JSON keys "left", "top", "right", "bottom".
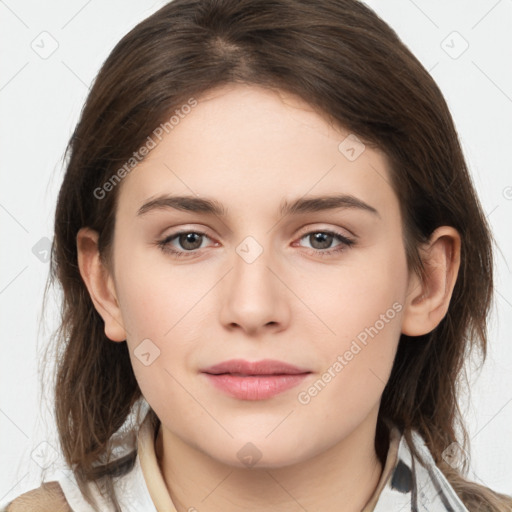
{"left": 155, "top": 406, "right": 384, "bottom": 512}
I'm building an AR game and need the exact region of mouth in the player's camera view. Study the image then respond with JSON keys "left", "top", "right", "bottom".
{"left": 201, "top": 359, "right": 312, "bottom": 400}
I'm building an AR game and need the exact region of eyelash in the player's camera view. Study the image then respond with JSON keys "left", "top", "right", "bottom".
{"left": 156, "top": 229, "right": 355, "bottom": 259}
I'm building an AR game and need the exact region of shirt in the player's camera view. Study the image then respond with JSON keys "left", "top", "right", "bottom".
{"left": 1, "top": 409, "right": 469, "bottom": 511}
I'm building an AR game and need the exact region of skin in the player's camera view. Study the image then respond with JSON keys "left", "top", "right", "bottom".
{"left": 77, "top": 83, "right": 461, "bottom": 511}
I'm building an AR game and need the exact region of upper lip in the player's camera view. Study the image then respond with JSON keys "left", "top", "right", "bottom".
{"left": 201, "top": 359, "right": 311, "bottom": 376}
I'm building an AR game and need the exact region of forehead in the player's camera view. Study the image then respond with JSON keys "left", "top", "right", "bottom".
{"left": 115, "top": 83, "right": 396, "bottom": 220}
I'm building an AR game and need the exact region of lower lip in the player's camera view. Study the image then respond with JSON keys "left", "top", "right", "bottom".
{"left": 203, "top": 373, "right": 310, "bottom": 400}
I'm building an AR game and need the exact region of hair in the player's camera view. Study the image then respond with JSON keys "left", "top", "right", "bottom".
{"left": 38, "top": 0, "right": 512, "bottom": 510}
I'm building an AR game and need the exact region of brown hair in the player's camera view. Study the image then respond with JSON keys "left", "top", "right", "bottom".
{"left": 39, "top": 0, "right": 512, "bottom": 510}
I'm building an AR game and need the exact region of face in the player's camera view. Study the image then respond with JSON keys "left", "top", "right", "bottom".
{"left": 108, "top": 83, "right": 410, "bottom": 468}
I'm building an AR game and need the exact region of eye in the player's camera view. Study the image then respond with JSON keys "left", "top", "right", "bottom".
{"left": 157, "top": 230, "right": 214, "bottom": 258}
{"left": 295, "top": 229, "right": 355, "bottom": 257}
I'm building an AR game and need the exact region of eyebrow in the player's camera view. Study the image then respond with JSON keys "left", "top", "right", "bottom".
{"left": 137, "top": 193, "right": 380, "bottom": 218}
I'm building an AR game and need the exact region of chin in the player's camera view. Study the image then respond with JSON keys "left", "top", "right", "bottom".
{"left": 205, "top": 436, "right": 316, "bottom": 470}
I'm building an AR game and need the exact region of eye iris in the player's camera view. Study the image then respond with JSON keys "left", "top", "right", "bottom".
{"left": 179, "top": 233, "right": 202, "bottom": 250}
{"left": 310, "top": 232, "right": 333, "bottom": 249}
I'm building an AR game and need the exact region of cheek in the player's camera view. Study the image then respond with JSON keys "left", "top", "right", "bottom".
{"left": 117, "top": 273, "right": 197, "bottom": 417}
{"left": 294, "top": 277, "right": 404, "bottom": 437}
{"left": 309, "top": 242, "right": 407, "bottom": 343}
{"left": 110, "top": 243, "right": 197, "bottom": 398}
{"left": 297, "top": 245, "right": 406, "bottom": 401}
{"left": 113, "top": 241, "right": 210, "bottom": 339}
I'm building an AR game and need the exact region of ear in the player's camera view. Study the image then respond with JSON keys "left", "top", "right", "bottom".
{"left": 76, "top": 227, "right": 127, "bottom": 342}
{"left": 401, "top": 226, "right": 461, "bottom": 336}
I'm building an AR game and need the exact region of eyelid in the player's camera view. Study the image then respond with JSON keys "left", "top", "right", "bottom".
{"left": 158, "top": 224, "right": 216, "bottom": 239}
{"left": 295, "top": 223, "right": 357, "bottom": 240}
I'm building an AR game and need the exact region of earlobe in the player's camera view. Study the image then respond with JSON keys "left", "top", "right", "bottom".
{"left": 76, "top": 227, "right": 127, "bottom": 342}
{"left": 401, "top": 226, "right": 461, "bottom": 337}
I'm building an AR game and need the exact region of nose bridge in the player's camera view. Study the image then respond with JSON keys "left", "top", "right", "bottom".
{"left": 231, "top": 234, "right": 277, "bottom": 298}
{"left": 219, "top": 233, "right": 288, "bottom": 332}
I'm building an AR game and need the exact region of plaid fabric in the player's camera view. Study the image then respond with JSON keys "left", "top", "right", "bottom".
{"left": 367, "top": 425, "right": 469, "bottom": 512}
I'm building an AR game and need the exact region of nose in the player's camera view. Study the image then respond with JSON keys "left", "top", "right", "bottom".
{"left": 219, "top": 238, "right": 290, "bottom": 336}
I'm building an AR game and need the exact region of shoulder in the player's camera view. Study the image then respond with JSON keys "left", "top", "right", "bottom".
{"left": 4, "top": 481, "right": 72, "bottom": 512}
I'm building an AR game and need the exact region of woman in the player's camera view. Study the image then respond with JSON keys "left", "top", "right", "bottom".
{"left": 4, "top": 0, "right": 512, "bottom": 510}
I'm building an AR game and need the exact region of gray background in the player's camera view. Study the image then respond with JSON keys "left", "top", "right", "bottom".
{"left": 1, "top": 0, "right": 511, "bottom": 504}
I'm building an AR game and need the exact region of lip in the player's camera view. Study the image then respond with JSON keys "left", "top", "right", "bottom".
{"left": 201, "top": 359, "right": 312, "bottom": 400}
{"left": 202, "top": 358, "right": 310, "bottom": 375}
